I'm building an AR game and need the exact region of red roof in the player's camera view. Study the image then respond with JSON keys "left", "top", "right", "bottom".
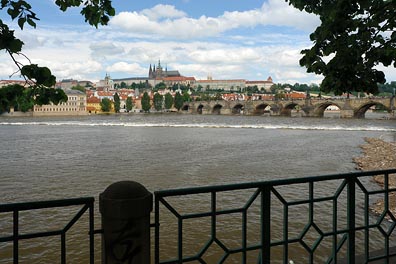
{"left": 87, "top": 97, "right": 101, "bottom": 103}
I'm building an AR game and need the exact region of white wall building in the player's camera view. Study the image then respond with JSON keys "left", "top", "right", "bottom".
{"left": 33, "top": 90, "right": 87, "bottom": 116}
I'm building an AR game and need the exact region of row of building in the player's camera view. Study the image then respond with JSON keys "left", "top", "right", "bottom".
{"left": 0, "top": 61, "right": 280, "bottom": 116}
{"left": 98, "top": 61, "right": 275, "bottom": 92}
{"left": 0, "top": 61, "right": 275, "bottom": 93}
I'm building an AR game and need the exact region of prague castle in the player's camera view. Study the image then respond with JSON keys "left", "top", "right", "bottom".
{"left": 110, "top": 60, "right": 273, "bottom": 92}
{"left": 149, "top": 60, "right": 181, "bottom": 79}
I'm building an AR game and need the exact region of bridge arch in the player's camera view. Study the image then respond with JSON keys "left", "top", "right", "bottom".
{"left": 313, "top": 102, "right": 342, "bottom": 118}
{"left": 212, "top": 104, "right": 222, "bottom": 115}
{"left": 232, "top": 104, "right": 244, "bottom": 114}
{"left": 181, "top": 104, "right": 190, "bottom": 111}
{"left": 197, "top": 104, "right": 204, "bottom": 114}
{"left": 281, "top": 103, "right": 301, "bottom": 117}
{"left": 254, "top": 103, "right": 271, "bottom": 115}
{"left": 355, "top": 102, "right": 390, "bottom": 118}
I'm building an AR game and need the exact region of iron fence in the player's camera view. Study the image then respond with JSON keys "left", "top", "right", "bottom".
{"left": 0, "top": 197, "right": 95, "bottom": 264}
{"left": 154, "top": 169, "right": 396, "bottom": 264}
{"left": 1, "top": 169, "right": 396, "bottom": 263}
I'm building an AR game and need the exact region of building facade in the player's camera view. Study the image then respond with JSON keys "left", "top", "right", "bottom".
{"left": 33, "top": 90, "right": 87, "bottom": 116}
{"left": 195, "top": 79, "right": 246, "bottom": 92}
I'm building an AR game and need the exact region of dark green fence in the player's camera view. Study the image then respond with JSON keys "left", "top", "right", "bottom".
{"left": 1, "top": 169, "right": 396, "bottom": 263}
{"left": 0, "top": 197, "right": 95, "bottom": 264}
{"left": 154, "top": 169, "right": 396, "bottom": 264}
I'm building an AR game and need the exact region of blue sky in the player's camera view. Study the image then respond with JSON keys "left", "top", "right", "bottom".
{"left": 1, "top": 0, "right": 395, "bottom": 85}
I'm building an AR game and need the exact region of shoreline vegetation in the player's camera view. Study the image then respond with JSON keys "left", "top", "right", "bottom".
{"left": 354, "top": 138, "right": 396, "bottom": 219}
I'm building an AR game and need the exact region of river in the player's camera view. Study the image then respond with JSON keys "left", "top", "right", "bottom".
{"left": 0, "top": 113, "right": 395, "bottom": 263}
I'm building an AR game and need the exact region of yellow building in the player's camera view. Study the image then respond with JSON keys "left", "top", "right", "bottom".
{"left": 87, "top": 96, "right": 102, "bottom": 113}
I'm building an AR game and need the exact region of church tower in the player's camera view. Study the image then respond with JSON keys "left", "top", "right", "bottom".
{"left": 149, "top": 64, "right": 153, "bottom": 78}
{"left": 156, "top": 59, "right": 163, "bottom": 79}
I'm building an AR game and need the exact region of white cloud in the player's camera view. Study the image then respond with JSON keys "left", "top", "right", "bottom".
{"left": 106, "top": 62, "right": 146, "bottom": 75}
{"left": 110, "top": 0, "right": 319, "bottom": 39}
{"left": 90, "top": 42, "right": 125, "bottom": 58}
{"left": 2, "top": 1, "right": 394, "bottom": 85}
{"left": 37, "top": 59, "right": 103, "bottom": 81}
{"left": 141, "top": 4, "right": 187, "bottom": 20}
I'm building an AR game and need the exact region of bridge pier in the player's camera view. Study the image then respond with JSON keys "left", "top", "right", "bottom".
{"left": 340, "top": 99, "right": 355, "bottom": 118}
{"left": 301, "top": 105, "right": 318, "bottom": 117}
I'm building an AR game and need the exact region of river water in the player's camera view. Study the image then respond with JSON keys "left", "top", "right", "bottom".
{"left": 0, "top": 113, "right": 395, "bottom": 263}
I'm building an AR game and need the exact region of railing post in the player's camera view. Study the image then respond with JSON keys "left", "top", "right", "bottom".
{"left": 261, "top": 185, "right": 271, "bottom": 264}
{"left": 100, "top": 181, "right": 153, "bottom": 264}
{"left": 347, "top": 177, "right": 356, "bottom": 264}
{"left": 13, "top": 210, "right": 18, "bottom": 264}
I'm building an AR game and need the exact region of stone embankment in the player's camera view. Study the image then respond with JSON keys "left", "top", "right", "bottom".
{"left": 353, "top": 137, "right": 396, "bottom": 218}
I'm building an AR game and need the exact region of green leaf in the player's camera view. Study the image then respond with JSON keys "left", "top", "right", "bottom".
{"left": 18, "top": 17, "right": 26, "bottom": 30}
{"left": 7, "top": 8, "right": 19, "bottom": 20}
{"left": 26, "top": 18, "right": 36, "bottom": 28}
{"left": 108, "top": 7, "right": 115, "bottom": 16}
{"left": 8, "top": 39, "right": 24, "bottom": 53}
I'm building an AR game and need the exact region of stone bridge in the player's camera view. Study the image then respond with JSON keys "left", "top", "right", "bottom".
{"left": 181, "top": 97, "right": 396, "bottom": 118}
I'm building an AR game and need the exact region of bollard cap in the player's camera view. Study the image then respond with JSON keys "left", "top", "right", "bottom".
{"left": 99, "top": 181, "right": 153, "bottom": 219}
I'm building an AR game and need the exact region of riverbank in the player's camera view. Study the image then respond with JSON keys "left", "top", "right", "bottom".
{"left": 354, "top": 137, "right": 396, "bottom": 218}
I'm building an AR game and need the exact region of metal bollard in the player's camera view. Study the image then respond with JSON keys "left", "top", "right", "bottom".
{"left": 99, "top": 181, "right": 153, "bottom": 264}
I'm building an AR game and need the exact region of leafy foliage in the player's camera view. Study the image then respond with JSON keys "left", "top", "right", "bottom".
{"left": 164, "top": 93, "right": 174, "bottom": 110}
{"left": 33, "top": 86, "right": 68, "bottom": 105}
{"left": 100, "top": 98, "right": 112, "bottom": 112}
{"left": 153, "top": 92, "right": 163, "bottom": 111}
{"left": 174, "top": 92, "right": 183, "bottom": 111}
{"left": 0, "top": 84, "right": 67, "bottom": 113}
{"left": 182, "top": 91, "right": 191, "bottom": 102}
{"left": 16, "top": 89, "right": 34, "bottom": 112}
{"left": 141, "top": 92, "right": 151, "bottom": 112}
{"left": 0, "top": 0, "right": 115, "bottom": 106}
{"left": 154, "top": 82, "right": 167, "bottom": 91}
{"left": 286, "top": 0, "right": 396, "bottom": 95}
{"left": 71, "top": 85, "right": 86, "bottom": 93}
{"left": 54, "top": 0, "right": 115, "bottom": 27}
{"left": 113, "top": 92, "right": 120, "bottom": 113}
{"left": 126, "top": 97, "right": 133, "bottom": 112}
{"left": 0, "top": 84, "right": 24, "bottom": 113}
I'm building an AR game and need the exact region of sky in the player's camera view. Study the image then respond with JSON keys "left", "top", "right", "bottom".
{"left": 0, "top": 0, "right": 395, "bottom": 85}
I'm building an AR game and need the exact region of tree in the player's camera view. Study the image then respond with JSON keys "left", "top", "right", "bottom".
{"left": 16, "top": 89, "right": 34, "bottom": 112}
{"left": 270, "top": 84, "right": 281, "bottom": 94}
{"left": 71, "top": 85, "right": 86, "bottom": 93}
{"left": 113, "top": 92, "right": 120, "bottom": 113}
{"left": 286, "top": 0, "right": 396, "bottom": 95}
{"left": 154, "top": 82, "right": 167, "bottom": 91}
{"left": 141, "top": 92, "right": 151, "bottom": 112}
{"left": 174, "top": 92, "right": 183, "bottom": 111}
{"left": 0, "top": 0, "right": 115, "bottom": 103}
{"left": 126, "top": 97, "right": 133, "bottom": 112}
{"left": 182, "top": 91, "right": 191, "bottom": 102}
{"left": 100, "top": 98, "right": 112, "bottom": 112}
{"left": 153, "top": 92, "right": 163, "bottom": 111}
{"left": 0, "top": 84, "right": 24, "bottom": 113}
{"left": 120, "top": 81, "right": 127, "bottom": 88}
{"left": 164, "top": 93, "right": 174, "bottom": 110}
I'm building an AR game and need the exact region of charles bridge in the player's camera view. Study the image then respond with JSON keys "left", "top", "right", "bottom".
{"left": 181, "top": 96, "right": 396, "bottom": 118}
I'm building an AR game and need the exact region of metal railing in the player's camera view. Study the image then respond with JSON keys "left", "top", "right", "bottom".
{"left": 0, "top": 197, "right": 95, "bottom": 264}
{"left": 1, "top": 169, "right": 396, "bottom": 263}
{"left": 154, "top": 169, "right": 396, "bottom": 264}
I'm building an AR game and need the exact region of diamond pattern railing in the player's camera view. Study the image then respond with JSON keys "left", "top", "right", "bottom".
{"left": 154, "top": 169, "right": 396, "bottom": 264}
{"left": 0, "top": 197, "right": 95, "bottom": 264}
